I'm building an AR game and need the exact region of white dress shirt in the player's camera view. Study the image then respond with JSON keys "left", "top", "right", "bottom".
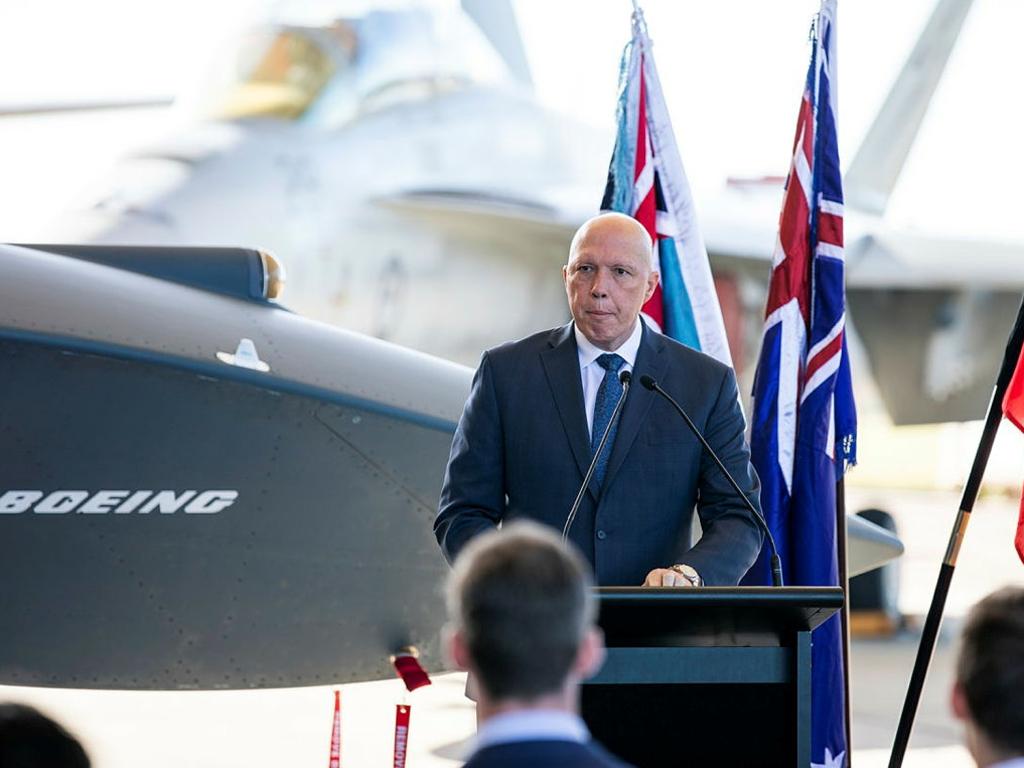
{"left": 471, "top": 709, "right": 590, "bottom": 755}
{"left": 990, "top": 759, "right": 1024, "bottom": 768}
{"left": 575, "top": 318, "right": 643, "bottom": 440}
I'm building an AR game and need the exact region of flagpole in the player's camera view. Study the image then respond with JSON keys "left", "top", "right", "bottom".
{"left": 836, "top": 475, "right": 853, "bottom": 768}
{"left": 888, "top": 296, "right": 1024, "bottom": 768}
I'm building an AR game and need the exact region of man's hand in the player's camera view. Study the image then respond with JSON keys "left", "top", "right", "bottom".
{"left": 642, "top": 568, "right": 695, "bottom": 587}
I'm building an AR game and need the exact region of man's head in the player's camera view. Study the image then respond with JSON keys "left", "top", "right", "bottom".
{"left": 564, "top": 213, "right": 658, "bottom": 351}
{"left": 0, "top": 704, "right": 90, "bottom": 768}
{"left": 951, "top": 586, "right": 1024, "bottom": 764}
{"left": 445, "top": 522, "right": 603, "bottom": 706}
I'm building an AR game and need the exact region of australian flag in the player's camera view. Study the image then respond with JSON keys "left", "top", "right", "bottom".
{"left": 743, "top": 2, "right": 857, "bottom": 767}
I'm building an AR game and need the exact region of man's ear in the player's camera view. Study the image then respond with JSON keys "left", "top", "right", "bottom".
{"left": 443, "top": 624, "right": 472, "bottom": 672}
{"left": 573, "top": 627, "right": 607, "bottom": 681}
{"left": 951, "top": 681, "right": 970, "bottom": 721}
{"left": 644, "top": 269, "right": 660, "bottom": 303}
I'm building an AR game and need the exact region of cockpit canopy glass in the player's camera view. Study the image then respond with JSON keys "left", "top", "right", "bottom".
{"left": 186, "top": 6, "right": 510, "bottom": 126}
{"left": 196, "top": 24, "right": 352, "bottom": 121}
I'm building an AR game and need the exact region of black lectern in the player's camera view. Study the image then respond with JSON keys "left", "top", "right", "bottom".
{"left": 582, "top": 587, "right": 843, "bottom": 768}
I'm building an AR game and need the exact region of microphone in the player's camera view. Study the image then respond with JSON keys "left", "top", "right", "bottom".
{"left": 562, "top": 370, "right": 632, "bottom": 541}
{"left": 639, "top": 374, "right": 784, "bottom": 587}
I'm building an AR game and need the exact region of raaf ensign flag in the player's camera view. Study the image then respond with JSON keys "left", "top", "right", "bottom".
{"left": 744, "top": 2, "right": 857, "bottom": 767}
{"left": 601, "top": 8, "right": 731, "bottom": 366}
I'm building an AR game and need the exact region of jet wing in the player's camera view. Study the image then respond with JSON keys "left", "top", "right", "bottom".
{"left": 847, "top": 229, "right": 1024, "bottom": 290}
{"left": 845, "top": 230, "right": 1024, "bottom": 424}
{"left": 0, "top": 97, "right": 173, "bottom": 116}
{"left": 380, "top": 185, "right": 779, "bottom": 274}
{"left": 376, "top": 188, "right": 585, "bottom": 254}
{"left": 847, "top": 513, "right": 905, "bottom": 577}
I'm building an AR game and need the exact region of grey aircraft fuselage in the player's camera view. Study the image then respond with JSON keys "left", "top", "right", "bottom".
{"left": 0, "top": 242, "right": 465, "bottom": 688}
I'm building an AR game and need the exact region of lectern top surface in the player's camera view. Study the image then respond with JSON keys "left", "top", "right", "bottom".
{"left": 593, "top": 586, "right": 843, "bottom": 645}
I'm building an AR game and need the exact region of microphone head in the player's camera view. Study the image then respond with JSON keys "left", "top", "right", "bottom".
{"left": 619, "top": 370, "right": 632, "bottom": 386}
{"left": 639, "top": 374, "right": 657, "bottom": 391}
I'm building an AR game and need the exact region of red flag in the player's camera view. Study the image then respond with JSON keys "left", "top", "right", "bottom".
{"left": 1014, "top": 488, "right": 1024, "bottom": 565}
{"left": 327, "top": 690, "right": 341, "bottom": 768}
{"left": 391, "top": 651, "right": 431, "bottom": 692}
{"left": 1000, "top": 352, "right": 1024, "bottom": 563}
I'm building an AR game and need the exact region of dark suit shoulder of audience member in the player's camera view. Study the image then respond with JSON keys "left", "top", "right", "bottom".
{"left": 464, "top": 738, "right": 632, "bottom": 768}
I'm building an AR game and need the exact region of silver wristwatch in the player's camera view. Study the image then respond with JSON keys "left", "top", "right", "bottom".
{"left": 670, "top": 564, "right": 702, "bottom": 587}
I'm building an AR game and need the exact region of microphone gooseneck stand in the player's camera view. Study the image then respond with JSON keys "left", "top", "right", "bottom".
{"left": 638, "top": 374, "right": 784, "bottom": 587}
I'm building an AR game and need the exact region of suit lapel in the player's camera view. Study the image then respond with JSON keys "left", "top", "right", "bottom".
{"left": 540, "top": 324, "right": 592, "bottom": 482}
{"left": 599, "top": 321, "right": 669, "bottom": 496}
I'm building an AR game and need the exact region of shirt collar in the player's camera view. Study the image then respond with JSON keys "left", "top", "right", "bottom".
{"left": 574, "top": 317, "right": 642, "bottom": 369}
{"left": 472, "top": 709, "right": 590, "bottom": 753}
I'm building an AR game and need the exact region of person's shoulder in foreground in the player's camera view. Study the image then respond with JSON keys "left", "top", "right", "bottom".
{"left": 464, "top": 738, "right": 631, "bottom": 768}
{"left": 464, "top": 709, "right": 630, "bottom": 768}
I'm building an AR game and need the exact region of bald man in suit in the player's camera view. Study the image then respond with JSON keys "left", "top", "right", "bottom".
{"left": 436, "top": 212, "right": 762, "bottom": 587}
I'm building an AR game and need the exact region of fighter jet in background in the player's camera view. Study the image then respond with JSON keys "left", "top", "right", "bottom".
{"left": 34, "top": 0, "right": 1021, "bottom": 428}
{"left": 46, "top": 0, "right": 605, "bottom": 364}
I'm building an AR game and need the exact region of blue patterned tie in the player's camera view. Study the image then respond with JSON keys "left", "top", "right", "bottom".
{"left": 591, "top": 353, "right": 626, "bottom": 489}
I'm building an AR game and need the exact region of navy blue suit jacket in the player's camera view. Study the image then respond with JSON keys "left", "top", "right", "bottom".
{"left": 435, "top": 322, "right": 763, "bottom": 586}
{"left": 463, "top": 739, "right": 632, "bottom": 768}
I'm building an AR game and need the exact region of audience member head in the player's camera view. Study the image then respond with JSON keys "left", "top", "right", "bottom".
{"left": 952, "top": 586, "right": 1024, "bottom": 766}
{"left": 0, "top": 703, "right": 90, "bottom": 768}
{"left": 445, "top": 522, "right": 604, "bottom": 713}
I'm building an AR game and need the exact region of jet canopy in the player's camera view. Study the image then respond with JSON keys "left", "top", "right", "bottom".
{"left": 188, "top": 7, "right": 512, "bottom": 126}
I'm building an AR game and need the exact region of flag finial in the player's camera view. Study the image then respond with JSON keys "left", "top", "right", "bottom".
{"left": 630, "top": 0, "right": 648, "bottom": 36}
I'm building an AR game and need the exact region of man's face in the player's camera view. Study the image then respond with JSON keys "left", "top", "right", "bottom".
{"left": 563, "top": 221, "right": 658, "bottom": 351}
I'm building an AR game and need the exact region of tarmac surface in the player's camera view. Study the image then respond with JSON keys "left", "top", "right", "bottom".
{"left": 2, "top": 487, "right": 1022, "bottom": 767}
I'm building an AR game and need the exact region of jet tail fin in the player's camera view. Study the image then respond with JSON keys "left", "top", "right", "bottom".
{"left": 844, "top": 0, "right": 975, "bottom": 215}
{"left": 460, "top": 0, "right": 533, "bottom": 87}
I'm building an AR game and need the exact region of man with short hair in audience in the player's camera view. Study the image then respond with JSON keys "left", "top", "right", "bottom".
{"left": 952, "top": 586, "right": 1024, "bottom": 768}
{"left": 0, "top": 703, "right": 90, "bottom": 768}
{"left": 445, "top": 521, "right": 632, "bottom": 768}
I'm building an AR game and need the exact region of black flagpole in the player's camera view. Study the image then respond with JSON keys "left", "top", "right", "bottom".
{"left": 836, "top": 475, "right": 853, "bottom": 767}
{"left": 888, "top": 296, "right": 1024, "bottom": 768}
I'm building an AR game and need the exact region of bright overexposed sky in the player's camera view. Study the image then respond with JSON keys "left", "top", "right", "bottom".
{"left": 0, "top": 0, "right": 1019, "bottom": 238}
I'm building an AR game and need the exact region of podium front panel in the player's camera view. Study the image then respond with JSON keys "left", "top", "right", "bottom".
{"left": 581, "top": 588, "right": 837, "bottom": 767}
